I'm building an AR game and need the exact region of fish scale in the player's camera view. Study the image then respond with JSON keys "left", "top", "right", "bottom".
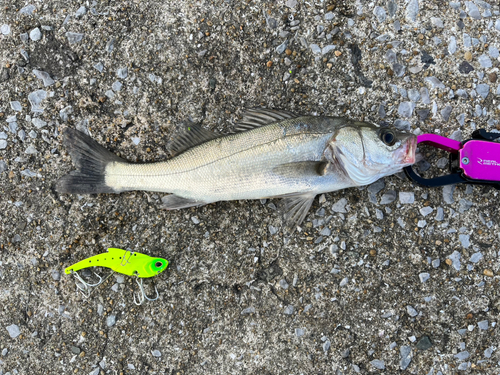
{"left": 106, "top": 117, "right": 347, "bottom": 200}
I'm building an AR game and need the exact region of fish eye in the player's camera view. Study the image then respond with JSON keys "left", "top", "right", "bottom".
{"left": 380, "top": 130, "right": 396, "bottom": 146}
{"left": 155, "top": 261, "right": 163, "bottom": 268}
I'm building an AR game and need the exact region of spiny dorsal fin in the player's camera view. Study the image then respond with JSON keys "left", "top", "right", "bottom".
{"left": 168, "top": 122, "right": 220, "bottom": 156}
{"left": 234, "top": 108, "right": 297, "bottom": 132}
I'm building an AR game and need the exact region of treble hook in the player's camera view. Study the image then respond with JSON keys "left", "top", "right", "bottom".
{"left": 133, "top": 276, "right": 159, "bottom": 305}
{"left": 71, "top": 271, "right": 103, "bottom": 298}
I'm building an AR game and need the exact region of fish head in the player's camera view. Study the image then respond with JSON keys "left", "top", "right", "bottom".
{"left": 144, "top": 257, "right": 169, "bottom": 277}
{"left": 329, "top": 123, "right": 417, "bottom": 186}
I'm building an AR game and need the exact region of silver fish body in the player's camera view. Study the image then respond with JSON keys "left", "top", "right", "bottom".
{"left": 56, "top": 109, "right": 416, "bottom": 230}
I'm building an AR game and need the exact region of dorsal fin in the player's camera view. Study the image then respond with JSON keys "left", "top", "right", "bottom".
{"left": 234, "top": 108, "right": 297, "bottom": 132}
{"left": 168, "top": 121, "right": 220, "bottom": 156}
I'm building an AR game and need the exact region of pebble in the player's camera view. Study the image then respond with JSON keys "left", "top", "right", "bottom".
{"left": 420, "top": 87, "right": 430, "bottom": 104}
{"left": 459, "top": 199, "right": 473, "bottom": 213}
{"left": 417, "top": 220, "right": 427, "bottom": 228}
{"left": 6, "top": 324, "right": 21, "bottom": 338}
{"left": 434, "top": 207, "right": 444, "bottom": 221}
{"left": 285, "top": 0, "right": 297, "bottom": 8}
{"left": 0, "top": 160, "right": 6, "bottom": 173}
{"left": 66, "top": 32, "right": 84, "bottom": 44}
{"left": 406, "top": 0, "right": 419, "bottom": 22}
{"left": 488, "top": 46, "right": 499, "bottom": 58}
{"left": 75, "top": 6, "right": 86, "bottom": 17}
{"left": 416, "top": 336, "right": 433, "bottom": 350}
{"left": 400, "top": 346, "right": 412, "bottom": 370}
{"left": 484, "top": 347, "right": 493, "bottom": 358}
{"left": 456, "top": 113, "right": 465, "bottom": 126}
{"left": 370, "top": 360, "right": 385, "bottom": 370}
{"left": 431, "top": 17, "right": 444, "bottom": 28}
{"left": 339, "top": 277, "right": 349, "bottom": 287}
{"left": 151, "top": 350, "right": 161, "bottom": 357}
{"left": 283, "top": 305, "right": 294, "bottom": 315}
{"left": 469, "top": 252, "right": 483, "bottom": 263}
{"left": 32, "top": 118, "right": 47, "bottom": 129}
{"left": 322, "top": 45, "right": 335, "bottom": 55}
{"left": 191, "top": 216, "right": 200, "bottom": 224}
{"left": 398, "top": 102, "right": 414, "bottom": 118}
{"left": 310, "top": 44, "right": 322, "bottom": 54}
{"left": 459, "top": 234, "right": 470, "bottom": 248}
{"left": 476, "top": 83, "right": 489, "bottom": 99}
{"left": 385, "top": 49, "right": 397, "bottom": 64}
{"left": 295, "top": 328, "right": 305, "bottom": 337}
{"left": 448, "top": 250, "right": 461, "bottom": 270}
{"left": 432, "top": 259, "right": 440, "bottom": 268}
{"left": 454, "top": 350, "right": 470, "bottom": 360}
{"left": 33, "top": 69, "right": 55, "bottom": 87}
{"left": 116, "top": 67, "right": 128, "bottom": 79}
{"left": 70, "top": 346, "right": 81, "bottom": 354}
{"left": 368, "top": 179, "right": 385, "bottom": 194}
{"left": 19, "top": 4, "right": 36, "bottom": 14}
{"left": 373, "top": 6, "right": 386, "bottom": 23}
{"left": 465, "top": 1, "right": 481, "bottom": 19}
{"left": 448, "top": 36, "right": 457, "bottom": 54}
{"left": 276, "top": 41, "right": 288, "bottom": 54}
{"left": 112, "top": 81, "right": 123, "bottom": 92}
{"left": 407, "top": 305, "right": 418, "bottom": 317}
{"left": 399, "top": 192, "right": 414, "bottom": 204}
{"left": 393, "top": 63, "right": 406, "bottom": 77}
{"left": 10, "top": 101, "right": 22, "bottom": 111}
{"left": 0, "top": 140, "right": 8, "bottom": 149}
{"left": 320, "top": 227, "right": 331, "bottom": 236}
{"left": 419, "top": 272, "right": 430, "bottom": 283}
{"left": 478, "top": 54, "right": 492, "bottom": 68}
{"left": 408, "top": 89, "right": 420, "bottom": 102}
{"left": 28, "top": 90, "right": 47, "bottom": 113}
{"left": 241, "top": 307, "right": 255, "bottom": 314}
{"left": 325, "top": 12, "right": 334, "bottom": 21}
{"left": 94, "top": 62, "right": 104, "bottom": 72}
{"left": 477, "top": 320, "right": 488, "bottom": 330}
{"left": 30, "top": 27, "right": 42, "bottom": 41}
{"left": 332, "top": 198, "right": 348, "bottom": 213}
{"left": 442, "top": 185, "right": 455, "bottom": 204}
{"left": 420, "top": 207, "right": 433, "bottom": 216}
{"left": 380, "top": 190, "right": 396, "bottom": 204}
{"left": 440, "top": 106, "right": 453, "bottom": 122}
{"left": 424, "top": 76, "right": 445, "bottom": 90}
{"left": 106, "top": 315, "right": 116, "bottom": 327}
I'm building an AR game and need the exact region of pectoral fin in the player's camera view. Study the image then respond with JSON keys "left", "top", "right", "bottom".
{"left": 281, "top": 194, "right": 316, "bottom": 233}
{"left": 160, "top": 194, "right": 208, "bottom": 210}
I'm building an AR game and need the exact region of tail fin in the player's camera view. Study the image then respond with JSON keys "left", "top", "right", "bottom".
{"left": 55, "top": 128, "right": 125, "bottom": 194}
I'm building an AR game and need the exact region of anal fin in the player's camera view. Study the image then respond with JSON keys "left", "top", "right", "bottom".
{"left": 160, "top": 194, "right": 208, "bottom": 210}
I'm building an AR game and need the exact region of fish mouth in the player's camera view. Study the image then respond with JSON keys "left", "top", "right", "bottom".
{"left": 401, "top": 135, "right": 417, "bottom": 165}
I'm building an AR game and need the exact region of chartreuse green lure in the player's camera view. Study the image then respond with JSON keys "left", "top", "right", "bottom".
{"left": 65, "top": 248, "right": 168, "bottom": 277}
{"left": 65, "top": 248, "right": 168, "bottom": 305}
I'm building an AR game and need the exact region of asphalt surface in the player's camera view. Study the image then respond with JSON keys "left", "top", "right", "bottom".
{"left": 1, "top": 1, "right": 499, "bottom": 374}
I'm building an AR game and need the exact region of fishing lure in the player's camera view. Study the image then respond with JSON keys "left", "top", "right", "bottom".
{"left": 65, "top": 248, "right": 169, "bottom": 305}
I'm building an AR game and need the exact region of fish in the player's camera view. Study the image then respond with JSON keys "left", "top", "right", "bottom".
{"left": 55, "top": 108, "right": 417, "bottom": 231}
{"left": 64, "top": 248, "right": 169, "bottom": 278}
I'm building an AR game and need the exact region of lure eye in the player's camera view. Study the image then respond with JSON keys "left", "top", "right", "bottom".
{"left": 381, "top": 130, "right": 396, "bottom": 146}
{"left": 155, "top": 261, "right": 163, "bottom": 268}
